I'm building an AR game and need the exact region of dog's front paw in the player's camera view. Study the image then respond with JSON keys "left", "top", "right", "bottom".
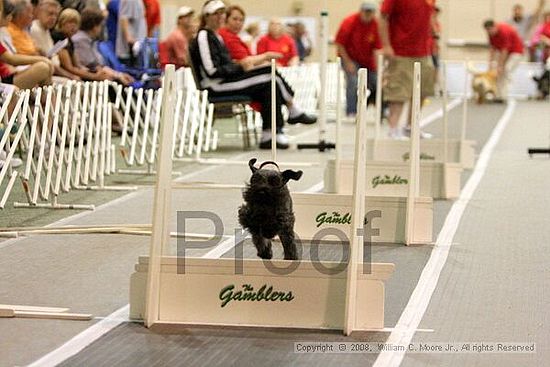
{"left": 257, "top": 247, "right": 273, "bottom": 259}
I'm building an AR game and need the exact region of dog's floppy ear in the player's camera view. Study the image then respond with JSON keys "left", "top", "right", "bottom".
{"left": 282, "top": 169, "right": 303, "bottom": 183}
{"left": 248, "top": 158, "right": 258, "bottom": 173}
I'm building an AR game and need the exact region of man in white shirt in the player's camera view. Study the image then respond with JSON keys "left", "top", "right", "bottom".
{"left": 30, "top": 0, "right": 78, "bottom": 80}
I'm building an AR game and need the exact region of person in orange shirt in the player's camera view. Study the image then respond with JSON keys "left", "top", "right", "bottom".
{"left": 6, "top": 0, "right": 38, "bottom": 56}
{"left": 256, "top": 18, "right": 299, "bottom": 67}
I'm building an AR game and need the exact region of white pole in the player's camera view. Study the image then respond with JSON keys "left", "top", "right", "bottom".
{"left": 149, "top": 88, "right": 163, "bottom": 164}
{"left": 442, "top": 61, "right": 449, "bottom": 164}
{"left": 195, "top": 90, "right": 208, "bottom": 160}
{"left": 375, "top": 53, "right": 384, "bottom": 139}
{"left": 83, "top": 82, "right": 98, "bottom": 185}
{"left": 204, "top": 103, "right": 214, "bottom": 152}
{"left": 64, "top": 83, "right": 81, "bottom": 192}
{"left": 343, "top": 68, "right": 369, "bottom": 336}
{"left": 54, "top": 84, "right": 72, "bottom": 197}
{"left": 44, "top": 84, "right": 63, "bottom": 199}
{"left": 98, "top": 82, "right": 108, "bottom": 188}
{"left": 23, "top": 88, "right": 41, "bottom": 182}
{"left": 187, "top": 90, "right": 200, "bottom": 156}
{"left": 145, "top": 65, "right": 177, "bottom": 328}
{"left": 105, "top": 83, "right": 112, "bottom": 175}
{"left": 120, "top": 86, "right": 133, "bottom": 147}
{"left": 405, "top": 63, "right": 422, "bottom": 246}
{"left": 172, "top": 89, "right": 183, "bottom": 158}
{"left": 178, "top": 89, "right": 193, "bottom": 157}
{"left": 334, "top": 57, "right": 343, "bottom": 193}
{"left": 74, "top": 83, "right": 89, "bottom": 188}
{"left": 32, "top": 87, "right": 53, "bottom": 204}
{"left": 318, "top": 10, "right": 329, "bottom": 143}
{"left": 271, "top": 58, "right": 277, "bottom": 161}
{"left": 139, "top": 89, "right": 154, "bottom": 166}
{"left": 128, "top": 88, "right": 143, "bottom": 165}
{"left": 91, "top": 82, "right": 104, "bottom": 181}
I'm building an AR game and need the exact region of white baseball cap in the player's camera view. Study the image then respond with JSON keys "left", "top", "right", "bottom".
{"left": 178, "top": 6, "right": 194, "bottom": 18}
{"left": 203, "top": 0, "right": 226, "bottom": 15}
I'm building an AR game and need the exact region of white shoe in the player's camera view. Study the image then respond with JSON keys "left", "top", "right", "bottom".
{"left": 388, "top": 128, "right": 408, "bottom": 140}
{"left": 0, "top": 151, "right": 22, "bottom": 169}
{"left": 276, "top": 133, "right": 289, "bottom": 145}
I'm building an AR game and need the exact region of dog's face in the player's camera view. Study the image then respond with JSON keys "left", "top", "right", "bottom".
{"left": 246, "top": 158, "right": 302, "bottom": 198}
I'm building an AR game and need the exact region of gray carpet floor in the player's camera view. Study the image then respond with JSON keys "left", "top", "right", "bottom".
{"left": 4, "top": 98, "right": 546, "bottom": 367}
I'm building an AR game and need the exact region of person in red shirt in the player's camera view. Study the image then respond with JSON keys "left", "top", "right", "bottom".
{"left": 539, "top": 12, "right": 550, "bottom": 61}
{"left": 379, "top": 0, "right": 435, "bottom": 139}
{"left": 218, "top": 5, "right": 282, "bottom": 67}
{"left": 256, "top": 18, "right": 299, "bottom": 67}
{"left": 483, "top": 20, "right": 524, "bottom": 101}
{"left": 335, "top": 2, "right": 381, "bottom": 116}
{"left": 159, "top": 6, "right": 195, "bottom": 69}
{"left": 142, "top": 0, "right": 160, "bottom": 38}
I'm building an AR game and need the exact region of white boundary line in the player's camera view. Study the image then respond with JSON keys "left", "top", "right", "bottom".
{"left": 27, "top": 305, "right": 130, "bottom": 367}
{"left": 420, "top": 97, "right": 462, "bottom": 128}
{"left": 373, "top": 100, "right": 516, "bottom": 367}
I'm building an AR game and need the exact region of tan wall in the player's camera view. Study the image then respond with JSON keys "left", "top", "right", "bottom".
{"left": 159, "top": 0, "right": 547, "bottom": 61}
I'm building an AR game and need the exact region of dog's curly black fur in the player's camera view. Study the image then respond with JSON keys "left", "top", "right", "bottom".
{"left": 238, "top": 158, "right": 303, "bottom": 260}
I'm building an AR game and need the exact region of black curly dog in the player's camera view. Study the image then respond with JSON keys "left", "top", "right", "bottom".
{"left": 238, "top": 158, "right": 303, "bottom": 260}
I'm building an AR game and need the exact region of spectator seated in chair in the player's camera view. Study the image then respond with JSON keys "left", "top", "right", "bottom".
{"left": 72, "top": 8, "right": 134, "bottom": 85}
{"left": 218, "top": 5, "right": 316, "bottom": 126}
{"left": 30, "top": 0, "right": 81, "bottom": 81}
{"left": 0, "top": 0, "right": 53, "bottom": 89}
{"left": 159, "top": 6, "right": 196, "bottom": 70}
{"left": 190, "top": 1, "right": 318, "bottom": 150}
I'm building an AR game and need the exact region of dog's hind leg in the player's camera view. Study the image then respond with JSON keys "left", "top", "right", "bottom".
{"left": 252, "top": 234, "right": 273, "bottom": 259}
{"left": 279, "top": 231, "right": 299, "bottom": 260}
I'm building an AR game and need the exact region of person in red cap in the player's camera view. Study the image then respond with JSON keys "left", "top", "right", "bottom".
{"left": 483, "top": 19, "right": 524, "bottom": 101}
{"left": 335, "top": 1, "right": 381, "bottom": 117}
{"left": 379, "top": 0, "right": 435, "bottom": 139}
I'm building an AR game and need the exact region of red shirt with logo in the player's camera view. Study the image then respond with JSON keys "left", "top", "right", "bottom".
{"left": 380, "top": 0, "right": 435, "bottom": 57}
{"left": 218, "top": 27, "right": 252, "bottom": 61}
{"left": 335, "top": 13, "right": 381, "bottom": 70}
{"left": 490, "top": 23, "right": 525, "bottom": 54}
{"left": 256, "top": 33, "right": 297, "bottom": 66}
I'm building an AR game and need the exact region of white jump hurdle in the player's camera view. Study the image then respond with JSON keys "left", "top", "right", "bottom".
{"left": 370, "top": 57, "right": 476, "bottom": 170}
{"left": 292, "top": 65, "right": 433, "bottom": 245}
{"left": 130, "top": 66, "right": 395, "bottom": 334}
{"left": 325, "top": 60, "right": 464, "bottom": 200}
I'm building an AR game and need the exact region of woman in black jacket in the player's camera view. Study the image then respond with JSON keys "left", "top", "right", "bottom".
{"left": 189, "top": 0, "right": 315, "bottom": 149}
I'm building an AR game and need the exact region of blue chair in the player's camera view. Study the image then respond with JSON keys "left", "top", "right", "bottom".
{"left": 97, "top": 40, "right": 161, "bottom": 89}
